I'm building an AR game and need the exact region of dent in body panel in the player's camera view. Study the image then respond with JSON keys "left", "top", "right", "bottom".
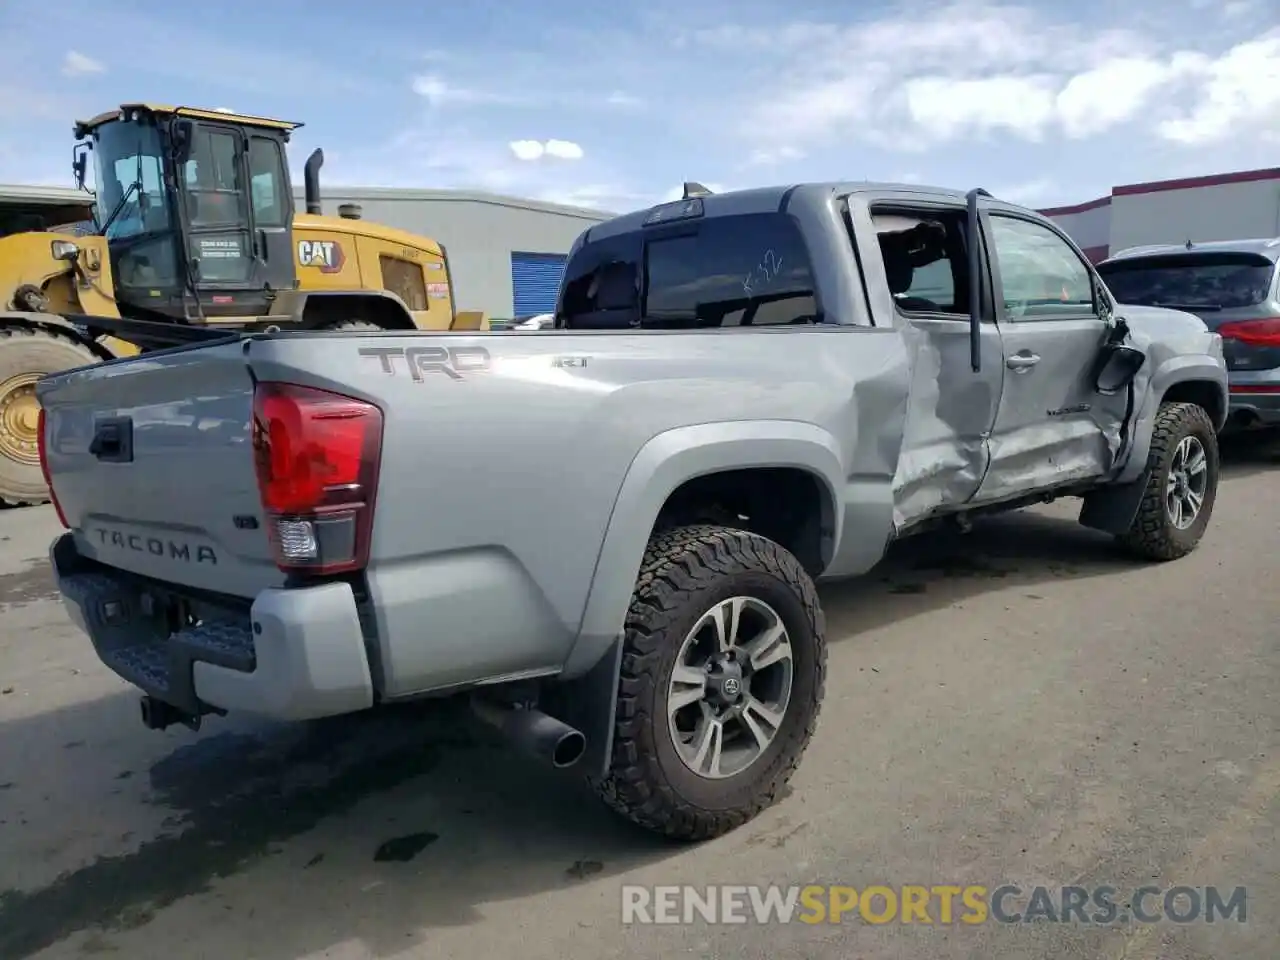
{"left": 1107, "top": 306, "right": 1227, "bottom": 483}
{"left": 887, "top": 318, "right": 1002, "bottom": 531}
{"left": 976, "top": 316, "right": 1131, "bottom": 504}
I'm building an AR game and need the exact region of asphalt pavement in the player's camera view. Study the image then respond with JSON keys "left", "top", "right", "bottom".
{"left": 0, "top": 443, "right": 1276, "bottom": 960}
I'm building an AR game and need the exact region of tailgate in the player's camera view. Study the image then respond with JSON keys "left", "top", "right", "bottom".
{"left": 38, "top": 341, "right": 283, "bottom": 598}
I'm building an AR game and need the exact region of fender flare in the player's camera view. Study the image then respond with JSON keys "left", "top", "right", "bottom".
{"left": 560, "top": 419, "right": 845, "bottom": 679}
{"left": 1080, "top": 354, "right": 1227, "bottom": 535}
{"left": 1114, "top": 355, "right": 1228, "bottom": 486}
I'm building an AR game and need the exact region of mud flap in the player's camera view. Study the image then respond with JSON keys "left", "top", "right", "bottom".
{"left": 541, "top": 636, "right": 625, "bottom": 780}
{"left": 1078, "top": 469, "right": 1151, "bottom": 535}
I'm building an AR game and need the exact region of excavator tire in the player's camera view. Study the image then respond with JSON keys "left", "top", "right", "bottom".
{"left": 0, "top": 326, "right": 99, "bottom": 506}
{"left": 327, "top": 320, "right": 383, "bottom": 332}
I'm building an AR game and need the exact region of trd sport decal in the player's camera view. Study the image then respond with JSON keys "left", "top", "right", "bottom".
{"left": 297, "top": 239, "right": 345, "bottom": 273}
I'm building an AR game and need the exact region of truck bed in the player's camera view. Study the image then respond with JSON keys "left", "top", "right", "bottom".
{"left": 38, "top": 326, "right": 904, "bottom": 712}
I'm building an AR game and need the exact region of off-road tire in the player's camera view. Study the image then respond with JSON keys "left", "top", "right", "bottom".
{"left": 593, "top": 524, "right": 827, "bottom": 841}
{"left": 1118, "top": 401, "right": 1219, "bottom": 561}
{"left": 0, "top": 326, "right": 98, "bottom": 506}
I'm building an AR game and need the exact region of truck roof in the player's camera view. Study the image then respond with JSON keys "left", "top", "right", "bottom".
{"left": 582, "top": 181, "right": 1050, "bottom": 243}
{"left": 1103, "top": 237, "right": 1280, "bottom": 264}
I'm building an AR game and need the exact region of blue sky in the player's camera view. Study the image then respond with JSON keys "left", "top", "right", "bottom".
{"left": 1, "top": 0, "right": 1277, "bottom": 213}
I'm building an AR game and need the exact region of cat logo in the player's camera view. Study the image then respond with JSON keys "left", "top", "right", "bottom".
{"left": 297, "top": 239, "right": 345, "bottom": 274}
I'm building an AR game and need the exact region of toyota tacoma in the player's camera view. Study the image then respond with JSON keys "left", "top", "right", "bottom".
{"left": 39, "top": 181, "right": 1228, "bottom": 841}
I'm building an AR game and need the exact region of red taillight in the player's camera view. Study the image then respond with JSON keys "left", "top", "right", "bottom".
{"left": 1217, "top": 318, "right": 1280, "bottom": 347}
{"left": 251, "top": 381, "right": 383, "bottom": 575}
{"left": 36, "top": 407, "right": 69, "bottom": 529}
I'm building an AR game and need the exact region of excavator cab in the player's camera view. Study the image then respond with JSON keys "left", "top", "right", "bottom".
{"left": 73, "top": 103, "right": 300, "bottom": 322}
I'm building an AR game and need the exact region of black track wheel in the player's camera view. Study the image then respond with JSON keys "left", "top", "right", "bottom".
{"left": 593, "top": 524, "right": 827, "bottom": 841}
{"left": 1117, "top": 401, "right": 1219, "bottom": 561}
{"left": 0, "top": 327, "right": 98, "bottom": 506}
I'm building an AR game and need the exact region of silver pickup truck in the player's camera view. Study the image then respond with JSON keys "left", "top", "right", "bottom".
{"left": 38, "top": 181, "right": 1227, "bottom": 841}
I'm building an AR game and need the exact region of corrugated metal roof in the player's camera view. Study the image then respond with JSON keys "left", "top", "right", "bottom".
{"left": 295, "top": 185, "right": 616, "bottom": 220}
{"left": 0, "top": 183, "right": 95, "bottom": 205}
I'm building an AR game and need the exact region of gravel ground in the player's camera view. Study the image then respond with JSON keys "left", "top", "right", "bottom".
{"left": 0, "top": 442, "right": 1276, "bottom": 960}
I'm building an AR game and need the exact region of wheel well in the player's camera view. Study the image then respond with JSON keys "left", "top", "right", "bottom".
{"left": 1162, "top": 380, "right": 1224, "bottom": 430}
{"left": 300, "top": 294, "right": 417, "bottom": 331}
{"left": 653, "top": 467, "right": 834, "bottom": 577}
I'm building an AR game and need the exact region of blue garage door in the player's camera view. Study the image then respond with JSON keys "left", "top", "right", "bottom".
{"left": 511, "top": 251, "right": 568, "bottom": 316}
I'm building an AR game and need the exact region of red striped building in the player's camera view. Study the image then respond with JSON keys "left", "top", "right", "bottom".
{"left": 1039, "top": 167, "right": 1280, "bottom": 263}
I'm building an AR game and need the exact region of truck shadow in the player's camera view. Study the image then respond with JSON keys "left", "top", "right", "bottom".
{"left": 0, "top": 697, "right": 676, "bottom": 959}
{"left": 0, "top": 442, "right": 1270, "bottom": 958}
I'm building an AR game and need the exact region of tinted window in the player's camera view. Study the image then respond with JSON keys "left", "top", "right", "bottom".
{"left": 1097, "top": 253, "right": 1276, "bottom": 310}
{"left": 92, "top": 119, "right": 170, "bottom": 241}
{"left": 558, "top": 212, "right": 820, "bottom": 329}
{"left": 183, "top": 129, "right": 245, "bottom": 227}
{"left": 990, "top": 215, "right": 1095, "bottom": 319}
{"left": 247, "top": 137, "right": 287, "bottom": 228}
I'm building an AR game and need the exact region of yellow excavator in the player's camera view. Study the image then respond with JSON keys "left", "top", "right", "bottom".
{"left": 0, "top": 102, "right": 484, "bottom": 506}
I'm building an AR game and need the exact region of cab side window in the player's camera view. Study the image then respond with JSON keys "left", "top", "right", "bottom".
{"left": 247, "top": 137, "right": 287, "bottom": 228}
{"left": 989, "top": 215, "right": 1095, "bottom": 320}
{"left": 873, "top": 213, "right": 967, "bottom": 317}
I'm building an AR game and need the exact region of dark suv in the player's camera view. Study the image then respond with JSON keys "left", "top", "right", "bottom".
{"left": 1097, "top": 238, "right": 1280, "bottom": 432}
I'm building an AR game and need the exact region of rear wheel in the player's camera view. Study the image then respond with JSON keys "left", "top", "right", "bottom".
{"left": 593, "top": 524, "right": 827, "bottom": 841}
{"left": 0, "top": 327, "right": 99, "bottom": 506}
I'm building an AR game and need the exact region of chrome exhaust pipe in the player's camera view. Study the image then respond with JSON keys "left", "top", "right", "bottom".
{"left": 471, "top": 698, "right": 587, "bottom": 769}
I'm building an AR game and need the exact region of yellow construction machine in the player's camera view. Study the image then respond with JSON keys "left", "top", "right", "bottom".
{"left": 0, "top": 103, "right": 483, "bottom": 505}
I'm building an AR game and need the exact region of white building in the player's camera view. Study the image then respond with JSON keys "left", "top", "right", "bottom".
{"left": 1039, "top": 166, "right": 1280, "bottom": 263}
{"left": 301, "top": 187, "right": 611, "bottom": 320}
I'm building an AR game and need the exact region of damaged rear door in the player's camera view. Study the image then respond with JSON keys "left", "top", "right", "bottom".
{"left": 976, "top": 211, "right": 1132, "bottom": 502}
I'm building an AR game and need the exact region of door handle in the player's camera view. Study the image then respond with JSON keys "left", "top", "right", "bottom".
{"left": 1006, "top": 352, "right": 1041, "bottom": 372}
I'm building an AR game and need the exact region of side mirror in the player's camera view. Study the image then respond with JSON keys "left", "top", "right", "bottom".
{"left": 72, "top": 146, "right": 89, "bottom": 191}
{"left": 1093, "top": 342, "right": 1145, "bottom": 395}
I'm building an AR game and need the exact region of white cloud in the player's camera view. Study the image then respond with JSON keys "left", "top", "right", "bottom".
{"left": 1156, "top": 35, "right": 1280, "bottom": 144}
{"left": 696, "top": 4, "right": 1280, "bottom": 155}
{"left": 904, "top": 74, "right": 1061, "bottom": 142}
{"left": 606, "top": 91, "right": 643, "bottom": 108}
{"left": 1055, "top": 57, "right": 1191, "bottom": 139}
{"left": 61, "top": 51, "right": 103, "bottom": 77}
{"left": 993, "top": 178, "right": 1059, "bottom": 205}
{"left": 508, "top": 139, "right": 584, "bottom": 161}
{"left": 746, "top": 145, "right": 807, "bottom": 167}
{"left": 509, "top": 140, "right": 545, "bottom": 161}
{"left": 411, "top": 74, "right": 518, "bottom": 108}
{"left": 544, "top": 139, "right": 584, "bottom": 160}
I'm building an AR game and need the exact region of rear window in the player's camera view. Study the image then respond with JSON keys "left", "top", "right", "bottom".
{"left": 557, "top": 212, "right": 820, "bottom": 329}
{"left": 1097, "top": 253, "right": 1276, "bottom": 310}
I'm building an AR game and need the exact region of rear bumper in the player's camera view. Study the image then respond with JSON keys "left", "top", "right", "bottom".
{"left": 1226, "top": 386, "right": 1280, "bottom": 429}
{"left": 50, "top": 533, "right": 374, "bottom": 722}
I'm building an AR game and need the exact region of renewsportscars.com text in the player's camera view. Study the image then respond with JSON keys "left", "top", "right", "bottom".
{"left": 621, "top": 884, "right": 1248, "bottom": 926}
